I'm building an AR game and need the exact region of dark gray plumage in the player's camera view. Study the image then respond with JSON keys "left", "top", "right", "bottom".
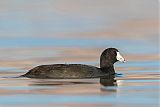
{"left": 22, "top": 48, "right": 125, "bottom": 79}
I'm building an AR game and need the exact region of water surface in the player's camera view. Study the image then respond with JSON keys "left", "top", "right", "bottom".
{"left": 0, "top": 0, "right": 159, "bottom": 107}
{"left": 0, "top": 47, "right": 159, "bottom": 107}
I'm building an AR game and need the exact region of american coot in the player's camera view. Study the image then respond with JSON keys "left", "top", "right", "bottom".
{"left": 22, "top": 48, "right": 125, "bottom": 79}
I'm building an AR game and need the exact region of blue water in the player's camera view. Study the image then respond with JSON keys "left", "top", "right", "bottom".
{"left": 0, "top": 0, "right": 159, "bottom": 107}
{"left": 0, "top": 93, "right": 158, "bottom": 105}
{"left": 0, "top": 78, "right": 158, "bottom": 107}
{"left": 0, "top": 38, "right": 158, "bottom": 55}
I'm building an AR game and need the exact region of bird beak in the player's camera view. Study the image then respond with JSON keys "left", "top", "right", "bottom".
{"left": 116, "top": 52, "right": 126, "bottom": 63}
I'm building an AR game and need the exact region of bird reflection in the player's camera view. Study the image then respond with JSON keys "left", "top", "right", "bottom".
{"left": 100, "top": 75, "right": 117, "bottom": 86}
{"left": 28, "top": 79, "right": 96, "bottom": 86}
{"left": 100, "top": 75, "right": 117, "bottom": 92}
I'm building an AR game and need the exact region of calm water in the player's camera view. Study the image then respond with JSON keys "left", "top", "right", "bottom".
{"left": 0, "top": 0, "right": 159, "bottom": 107}
{"left": 0, "top": 47, "right": 159, "bottom": 107}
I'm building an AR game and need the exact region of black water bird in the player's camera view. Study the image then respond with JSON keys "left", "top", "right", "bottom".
{"left": 22, "top": 48, "right": 125, "bottom": 79}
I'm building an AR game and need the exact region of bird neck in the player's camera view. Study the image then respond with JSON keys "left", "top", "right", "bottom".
{"left": 100, "top": 54, "right": 114, "bottom": 68}
{"left": 100, "top": 65, "right": 115, "bottom": 75}
{"left": 100, "top": 55, "right": 115, "bottom": 74}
